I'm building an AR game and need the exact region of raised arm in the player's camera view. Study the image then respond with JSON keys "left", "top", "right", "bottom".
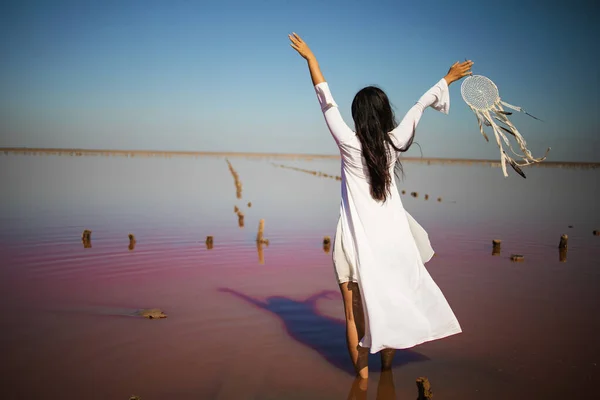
{"left": 289, "top": 32, "right": 355, "bottom": 145}
{"left": 390, "top": 60, "right": 474, "bottom": 151}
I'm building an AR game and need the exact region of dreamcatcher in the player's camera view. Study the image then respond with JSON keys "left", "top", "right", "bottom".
{"left": 461, "top": 75, "right": 550, "bottom": 178}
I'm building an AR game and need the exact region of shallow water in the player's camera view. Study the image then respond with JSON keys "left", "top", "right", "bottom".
{"left": 1, "top": 152, "right": 599, "bottom": 399}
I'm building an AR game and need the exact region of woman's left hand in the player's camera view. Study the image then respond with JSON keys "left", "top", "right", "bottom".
{"left": 289, "top": 32, "right": 315, "bottom": 61}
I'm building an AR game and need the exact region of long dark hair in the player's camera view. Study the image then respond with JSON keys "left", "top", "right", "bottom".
{"left": 351, "top": 86, "right": 413, "bottom": 202}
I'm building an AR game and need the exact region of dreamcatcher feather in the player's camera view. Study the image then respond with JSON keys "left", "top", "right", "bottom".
{"left": 461, "top": 75, "right": 550, "bottom": 178}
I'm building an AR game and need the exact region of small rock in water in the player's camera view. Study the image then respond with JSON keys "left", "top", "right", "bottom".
{"left": 510, "top": 254, "right": 525, "bottom": 262}
{"left": 137, "top": 308, "right": 167, "bottom": 319}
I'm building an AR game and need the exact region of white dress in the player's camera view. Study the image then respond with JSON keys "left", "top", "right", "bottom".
{"left": 315, "top": 78, "right": 462, "bottom": 354}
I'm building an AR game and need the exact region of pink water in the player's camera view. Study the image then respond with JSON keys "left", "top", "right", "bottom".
{"left": 1, "top": 153, "right": 599, "bottom": 399}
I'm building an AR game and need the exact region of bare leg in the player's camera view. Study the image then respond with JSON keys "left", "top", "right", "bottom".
{"left": 339, "top": 281, "right": 369, "bottom": 378}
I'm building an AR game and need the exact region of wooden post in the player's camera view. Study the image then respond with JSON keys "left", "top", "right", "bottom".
{"left": 323, "top": 236, "right": 331, "bottom": 253}
{"left": 206, "top": 235, "right": 214, "bottom": 250}
{"left": 411, "top": 192, "right": 418, "bottom": 198}
{"left": 424, "top": 194, "right": 429, "bottom": 200}
{"left": 82, "top": 229, "right": 92, "bottom": 248}
{"left": 558, "top": 234, "right": 568, "bottom": 249}
{"left": 510, "top": 254, "right": 524, "bottom": 262}
{"left": 416, "top": 377, "right": 433, "bottom": 400}
{"left": 492, "top": 239, "right": 501, "bottom": 256}
{"left": 128, "top": 234, "right": 136, "bottom": 251}
{"left": 256, "top": 219, "right": 269, "bottom": 245}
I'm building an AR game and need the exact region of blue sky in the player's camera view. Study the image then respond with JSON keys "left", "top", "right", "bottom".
{"left": 1, "top": 0, "right": 598, "bottom": 161}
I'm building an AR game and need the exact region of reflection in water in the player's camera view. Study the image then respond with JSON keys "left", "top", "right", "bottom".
{"left": 218, "top": 288, "right": 428, "bottom": 375}
{"left": 559, "top": 247, "right": 568, "bottom": 262}
{"left": 346, "top": 370, "right": 398, "bottom": 400}
{"left": 128, "top": 234, "right": 136, "bottom": 251}
{"left": 257, "top": 242, "right": 266, "bottom": 264}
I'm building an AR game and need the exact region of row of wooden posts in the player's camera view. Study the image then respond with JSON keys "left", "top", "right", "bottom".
{"left": 493, "top": 231, "right": 599, "bottom": 262}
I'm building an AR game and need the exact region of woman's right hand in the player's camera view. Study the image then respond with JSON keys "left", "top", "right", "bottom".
{"left": 444, "top": 60, "right": 474, "bottom": 85}
{"left": 289, "top": 32, "right": 316, "bottom": 61}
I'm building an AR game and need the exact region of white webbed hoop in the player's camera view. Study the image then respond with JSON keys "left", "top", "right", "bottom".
{"left": 461, "top": 75, "right": 550, "bottom": 178}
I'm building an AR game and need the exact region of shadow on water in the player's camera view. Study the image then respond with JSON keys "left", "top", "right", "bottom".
{"left": 218, "top": 288, "right": 429, "bottom": 376}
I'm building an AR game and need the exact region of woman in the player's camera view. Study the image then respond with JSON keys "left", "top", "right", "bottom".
{"left": 289, "top": 32, "right": 473, "bottom": 379}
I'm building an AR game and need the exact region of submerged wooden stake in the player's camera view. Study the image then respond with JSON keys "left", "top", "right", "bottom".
{"left": 492, "top": 239, "right": 501, "bottom": 256}
{"left": 510, "top": 254, "right": 524, "bottom": 262}
{"left": 128, "top": 234, "right": 136, "bottom": 251}
{"left": 82, "top": 229, "right": 92, "bottom": 248}
{"left": 558, "top": 234, "right": 568, "bottom": 249}
{"left": 256, "top": 219, "right": 269, "bottom": 245}
{"left": 323, "top": 236, "right": 331, "bottom": 253}
{"left": 82, "top": 229, "right": 92, "bottom": 241}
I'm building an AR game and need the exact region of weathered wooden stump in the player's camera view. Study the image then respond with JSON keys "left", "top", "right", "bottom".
{"left": 510, "top": 254, "right": 524, "bottom": 262}
{"left": 234, "top": 205, "right": 239, "bottom": 213}
{"left": 416, "top": 376, "right": 433, "bottom": 400}
{"left": 237, "top": 213, "right": 245, "bottom": 228}
{"left": 492, "top": 239, "right": 501, "bottom": 256}
{"left": 558, "top": 234, "right": 568, "bottom": 249}
{"left": 323, "top": 236, "right": 331, "bottom": 253}
{"left": 424, "top": 194, "right": 429, "bottom": 200}
{"left": 206, "top": 236, "right": 214, "bottom": 249}
{"left": 128, "top": 234, "right": 136, "bottom": 251}
{"left": 82, "top": 229, "right": 92, "bottom": 248}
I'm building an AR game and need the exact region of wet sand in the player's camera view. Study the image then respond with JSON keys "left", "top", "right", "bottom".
{"left": 0, "top": 152, "right": 599, "bottom": 399}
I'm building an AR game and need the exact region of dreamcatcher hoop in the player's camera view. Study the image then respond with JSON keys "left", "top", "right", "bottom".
{"left": 461, "top": 75, "right": 550, "bottom": 178}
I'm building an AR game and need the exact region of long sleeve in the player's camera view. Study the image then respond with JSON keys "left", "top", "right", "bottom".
{"left": 390, "top": 78, "right": 450, "bottom": 151}
{"left": 314, "top": 82, "right": 355, "bottom": 145}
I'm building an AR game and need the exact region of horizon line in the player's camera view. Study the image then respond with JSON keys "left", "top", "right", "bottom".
{"left": 1, "top": 146, "right": 599, "bottom": 168}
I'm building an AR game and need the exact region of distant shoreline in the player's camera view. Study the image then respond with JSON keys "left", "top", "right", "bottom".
{"left": 1, "top": 147, "right": 598, "bottom": 169}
